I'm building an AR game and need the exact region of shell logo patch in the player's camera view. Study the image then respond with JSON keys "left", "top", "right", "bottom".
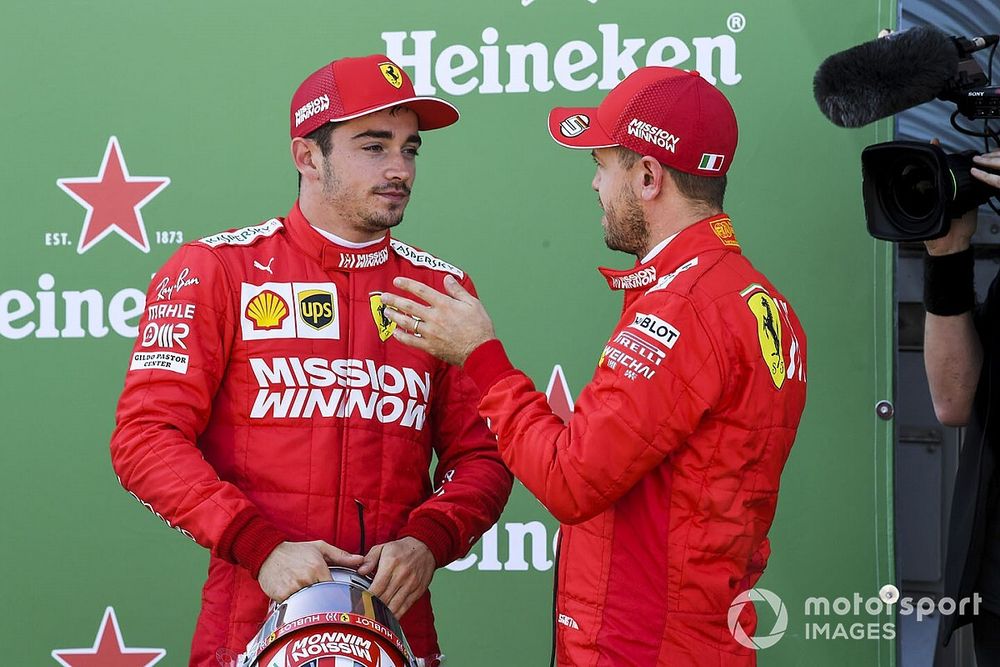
{"left": 246, "top": 290, "right": 289, "bottom": 331}
{"left": 240, "top": 282, "right": 340, "bottom": 341}
{"left": 710, "top": 218, "right": 740, "bottom": 247}
{"left": 370, "top": 292, "right": 397, "bottom": 342}
{"left": 746, "top": 290, "right": 786, "bottom": 389}
{"left": 379, "top": 62, "right": 404, "bottom": 89}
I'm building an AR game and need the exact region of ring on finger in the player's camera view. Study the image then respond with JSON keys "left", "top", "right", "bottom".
{"left": 413, "top": 318, "right": 421, "bottom": 335}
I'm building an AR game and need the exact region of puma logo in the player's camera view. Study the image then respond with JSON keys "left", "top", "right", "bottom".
{"left": 253, "top": 257, "right": 274, "bottom": 274}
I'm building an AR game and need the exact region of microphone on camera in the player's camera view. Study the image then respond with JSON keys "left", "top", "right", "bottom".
{"left": 954, "top": 34, "right": 1000, "bottom": 56}
{"left": 813, "top": 27, "right": 960, "bottom": 128}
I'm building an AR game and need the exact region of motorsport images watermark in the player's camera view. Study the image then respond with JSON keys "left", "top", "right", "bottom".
{"left": 728, "top": 585, "right": 983, "bottom": 649}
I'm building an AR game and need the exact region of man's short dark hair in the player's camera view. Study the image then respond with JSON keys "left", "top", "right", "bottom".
{"left": 308, "top": 122, "right": 338, "bottom": 156}
{"left": 297, "top": 122, "right": 340, "bottom": 190}
{"left": 614, "top": 146, "right": 726, "bottom": 212}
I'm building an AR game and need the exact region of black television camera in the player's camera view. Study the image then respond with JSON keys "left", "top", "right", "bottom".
{"left": 814, "top": 28, "right": 1000, "bottom": 241}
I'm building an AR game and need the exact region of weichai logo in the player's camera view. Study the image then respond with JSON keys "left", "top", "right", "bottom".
{"left": 383, "top": 22, "right": 743, "bottom": 96}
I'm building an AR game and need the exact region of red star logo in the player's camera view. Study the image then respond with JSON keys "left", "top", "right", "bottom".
{"left": 51, "top": 607, "right": 166, "bottom": 667}
{"left": 57, "top": 136, "right": 170, "bottom": 254}
{"left": 545, "top": 364, "right": 575, "bottom": 423}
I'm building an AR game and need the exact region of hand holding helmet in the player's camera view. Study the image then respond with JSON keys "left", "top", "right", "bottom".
{"left": 237, "top": 567, "right": 426, "bottom": 667}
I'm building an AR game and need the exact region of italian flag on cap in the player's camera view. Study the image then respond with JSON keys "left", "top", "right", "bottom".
{"left": 699, "top": 153, "right": 725, "bottom": 172}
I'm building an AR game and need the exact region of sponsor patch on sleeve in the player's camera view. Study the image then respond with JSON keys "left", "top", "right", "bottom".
{"left": 140, "top": 320, "right": 190, "bottom": 350}
{"left": 130, "top": 351, "right": 189, "bottom": 374}
{"left": 598, "top": 329, "right": 666, "bottom": 382}
{"left": 146, "top": 301, "right": 196, "bottom": 322}
{"left": 153, "top": 267, "right": 200, "bottom": 301}
{"left": 628, "top": 312, "right": 680, "bottom": 348}
{"left": 198, "top": 219, "right": 283, "bottom": 248}
{"left": 390, "top": 240, "right": 464, "bottom": 278}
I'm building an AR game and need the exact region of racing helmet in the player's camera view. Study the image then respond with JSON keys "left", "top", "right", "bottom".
{"left": 235, "top": 567, "right": 418, "bottom": 667}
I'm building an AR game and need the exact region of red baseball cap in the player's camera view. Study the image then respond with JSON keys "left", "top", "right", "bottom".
{"left": 548, "top": 67, "right": 738, "bottom": 176}
{"left": 290, "top": 55, "right": 460, "bottom": 138}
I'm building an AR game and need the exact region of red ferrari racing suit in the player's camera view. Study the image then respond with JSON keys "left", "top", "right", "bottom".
{"left": 462, "top": 215, "right": 807, "bottom": 666}
{"left": 110, "top": 202, "right": 513, "bottom": 665}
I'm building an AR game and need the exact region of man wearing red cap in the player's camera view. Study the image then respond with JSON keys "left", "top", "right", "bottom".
{"left": 110, "top": 55, "right": 512, "bottom": 666}
{"left": 381, "top": 67, "right": 808, "bottom": 665}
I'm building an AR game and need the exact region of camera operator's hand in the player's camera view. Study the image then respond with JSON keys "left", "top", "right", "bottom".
{"left": 924, "top": 208, "right": 978, "bottom": 256}
{"left": 972, "top": 150, "right": 1000, "bottom": 189}
{"left": 922, "top": 139, "right": 978, "bottom": 256}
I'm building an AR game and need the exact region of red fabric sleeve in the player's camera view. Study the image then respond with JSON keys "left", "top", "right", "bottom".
{"left": 471, "top": 293, "right": 723, "bottom": 525}
{"left": 741, "top": 537, "right": 771, "bottom": 591}
{"left": 110, "top": 244, "right": 288, "bottom": 575}
{"left": 462, "top": 338, "right": 520, "bottom": 394}
{"left": 397, "top": 275, "right": 514, "bottom": 567}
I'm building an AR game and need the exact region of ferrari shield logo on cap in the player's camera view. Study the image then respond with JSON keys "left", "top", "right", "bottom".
{"left": 559, "top": 114, "right": 590, "bottom": 138}
{"left": 370, "top": 292, "right": 397, "bottom": 342}
{"left": 379, "top": 62, "right": 404, "bottom": 89}
{"left": 745, "top": 289, "right": 786, "bottom": 389}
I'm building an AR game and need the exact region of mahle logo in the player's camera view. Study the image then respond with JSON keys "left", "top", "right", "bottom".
{"left": 728, "top": 588, "right": 789, "bottom": 650}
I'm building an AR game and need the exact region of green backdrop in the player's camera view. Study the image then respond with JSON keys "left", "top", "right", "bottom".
{"left": 0, "top": 1, "right": 896, "bottom": 664}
